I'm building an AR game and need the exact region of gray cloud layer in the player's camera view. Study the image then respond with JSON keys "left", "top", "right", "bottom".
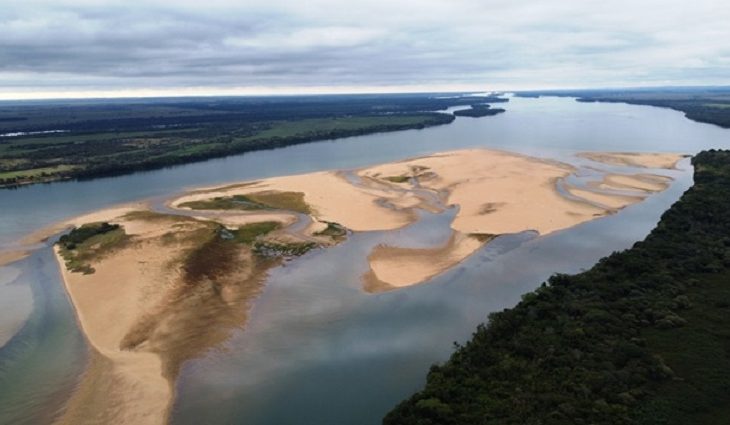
{"left": 2, "top": 0, "right": 729, "bottom": 98}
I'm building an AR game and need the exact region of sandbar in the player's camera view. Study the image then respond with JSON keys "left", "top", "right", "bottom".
{"left": 577, "top": 152, "right": 685, "bottom": 169}
{"left": 48, "top": 147, "right": 682, "bottom": 421}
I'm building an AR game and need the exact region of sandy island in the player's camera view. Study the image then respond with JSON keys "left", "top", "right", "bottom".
{"left": 24, "top": 147, "right": 683, "bottom": 424}
{"left": 577, "top": 151, "right": 686, "bottom": 170}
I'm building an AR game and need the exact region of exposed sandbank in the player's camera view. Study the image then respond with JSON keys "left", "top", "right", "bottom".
{"left": 170, "top": 149, "right": 681, "bottom": 292}
{"left": 49, "top": 147, "right": 682, "bottom": 422}
{"left": 364, "top": 232, "right": 490, "bottom": 291}
{"left": 357, "top": 150, "right": 678, "bottom": 290}
{"left": 577, "top": 152, "right": 685, "bottom": 170}
{"left": 53, "top": 203, "right": 339, "bottom": 423}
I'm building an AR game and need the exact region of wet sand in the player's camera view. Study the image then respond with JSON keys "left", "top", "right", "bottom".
{"left": 577, "top": 151, "right": 686, "bottom": 169}
{"left": 43, "top": 148, "right": 683, "bottom": 422}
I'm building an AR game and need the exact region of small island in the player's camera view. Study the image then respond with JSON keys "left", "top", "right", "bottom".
{"left": 453, "top": 103, "right": 507, "bottom": 117}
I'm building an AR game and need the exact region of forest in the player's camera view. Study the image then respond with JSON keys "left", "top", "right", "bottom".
{"left": 385, "top": 149, "right": 730, "bottom": 425}
{"left": 0, "top": 93, "right": 507, "bottom": 188}
{"left": 453, "top": 104, "right": 506, "bottom": 117}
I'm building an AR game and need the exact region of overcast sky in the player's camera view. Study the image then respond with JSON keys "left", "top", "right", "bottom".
{"left": 2, "top": 0, "right": 729, "bottom": 99}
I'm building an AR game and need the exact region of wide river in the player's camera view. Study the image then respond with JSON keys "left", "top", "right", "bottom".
{"left": 0, "top": 96, "right": 728, "bottom": 424}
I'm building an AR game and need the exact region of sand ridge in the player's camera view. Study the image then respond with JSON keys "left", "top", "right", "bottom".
{"left": 577, "top": 152, "right": 686, "bottom": 170}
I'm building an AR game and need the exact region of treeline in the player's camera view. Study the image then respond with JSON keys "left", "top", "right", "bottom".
{"left": 0, "top": 113, "right": 454, "bottom": 188}
{"left": 68, "top": 113, "right": 456, "bottom": 180}
{"left": 0, "top": 93, "right": 493, "bottom": 134}
{"left": 384, "top": 150, "right": 730, "bottom": 425}
{"left": 454, "top": 104, "right": 506, "bottom": 118}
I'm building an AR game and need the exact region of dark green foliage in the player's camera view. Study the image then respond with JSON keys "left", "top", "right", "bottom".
{"left": 56, "top": 222, "right": 126, "bottom": 274}
{"left": 58, "top": 222, "right": 120, "bottom": 250}
{"left": 229, "top": 222, "right": 281, "bottom": 244}
{"left": 0, "top": 93, "right": 506, "bottom": 187}
{"left": 252, "top": 240, "right": 317, "bottom": 257}
{"left": 454, "top": 104, "right": 507, "bottom": 118}
{"left": 384, "top": 150, "right": 730, "bottom": 425}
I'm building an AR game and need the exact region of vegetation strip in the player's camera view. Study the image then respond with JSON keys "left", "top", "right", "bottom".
{"left": 0, "top": 94, "right": 512, "bottom": 188}
{"left": 58, "top": 222, "right": 127, "bottom": 274}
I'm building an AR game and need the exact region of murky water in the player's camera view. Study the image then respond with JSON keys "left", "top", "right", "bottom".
{"left": 0, "top": 95, "right": 727, "bottom": 424}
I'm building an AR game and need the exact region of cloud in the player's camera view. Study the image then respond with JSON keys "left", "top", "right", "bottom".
{"left": 1, "top": 0, "right": 729, "bottom": 98}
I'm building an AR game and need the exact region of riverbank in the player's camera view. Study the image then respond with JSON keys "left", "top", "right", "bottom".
{"left": 384, "top": 149, "right": 730, "bottom": 425}
{"left": 50, "top": 203, "right": 341, "bottom": 423}
{"left": 45, "top": 147, "right": 681, "bottom": 422}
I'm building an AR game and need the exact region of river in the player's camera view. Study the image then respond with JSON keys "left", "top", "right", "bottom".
{"left": 0, "top": 95, "right": 727, "bottom": 424}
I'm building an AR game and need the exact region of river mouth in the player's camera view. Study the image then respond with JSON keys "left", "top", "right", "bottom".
{"left": 0, "top": 95, "right": 726, "bottom": 424}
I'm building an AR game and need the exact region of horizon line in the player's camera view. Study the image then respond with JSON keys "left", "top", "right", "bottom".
{"left": 1, "top": 83, "right": 729, "bottom": 102}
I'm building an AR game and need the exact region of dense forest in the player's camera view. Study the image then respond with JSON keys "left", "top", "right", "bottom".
{"left": 0, "top": 93, "right": 508, "bottom": 188}
{"left": 385, "top": 149, "right": 730, "bottom": 425}
{"left": 453, "top": 104, "right": 506, "bottom": 118}
{"left": 517, "top": 87, "right": 730, "bottom": 128}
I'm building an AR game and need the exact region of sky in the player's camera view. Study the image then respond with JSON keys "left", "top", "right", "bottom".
{"left": 1, "top": 0, "right": 730, "bottom": 99}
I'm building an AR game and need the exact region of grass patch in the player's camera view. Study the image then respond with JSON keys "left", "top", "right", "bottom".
{"left": 229, "top": 221, "right": 281, "bottom": 244}
{"left": 57, "top": 222, "right": 128, "bottom": 274}
{"left": 0, "top": 164, "right": 77, "bottom": 180}
{"left": 253, "top": 240, "right": 317, "bottom": 257}
{"left": 244, "top": 191, "right": 311, "bottom": 214}
{"left": 180, "top": 191, "right": 311, "bottom": 214}
{"left": 178, "top": 195, "right": 263, "bottom": 211}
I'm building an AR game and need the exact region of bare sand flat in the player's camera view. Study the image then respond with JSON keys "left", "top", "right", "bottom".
{"left": 361, "top": 149, "right": 611, "bottom": 235}
{"left": 173, "top": 172, "right": 416, "bottom": 231}
{"left": 53, "top": 203, "right": 337, "bottom": 423}
{"left": 577, "top": 152, "right": 685, "bottom": 169}
{"left": 168, "top": 148, "right": 678, "bottom": 293}
{"left": 566, "top": 186, "right": 646, "bottom": 210}
{"left": 364, "top": 232, "right": 489, "bottom": 290}
{"left": 49, "top": 147, "right": 681, "bottom": 421}
{"left": 54, "top": 213, "right": 189, "bottom": 425}
{"left": 359, "top": 149, "right": 677, "bottom": 290}
{"left": 601, "top": 174, "right": 673, "bottom": 192}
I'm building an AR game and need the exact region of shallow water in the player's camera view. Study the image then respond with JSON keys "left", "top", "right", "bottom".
{"left": 171, "top": 161, "right": 692, "bottom": 425}
{"left": 0, "top": 96, "right": 727, "bottom": 424}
